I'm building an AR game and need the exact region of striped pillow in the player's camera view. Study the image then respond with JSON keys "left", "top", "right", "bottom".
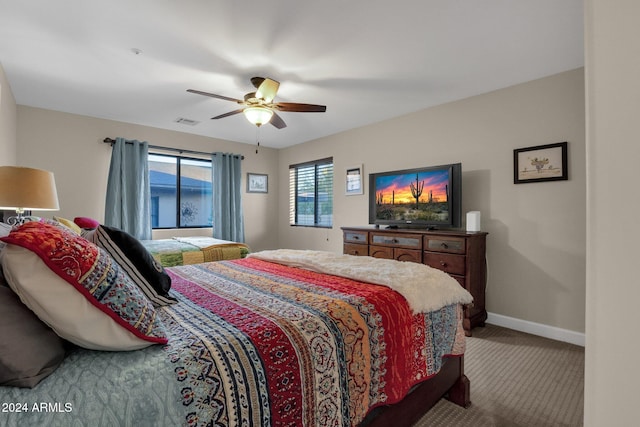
{"left": 84, "top": 225, "right": 176, "bottom": 307}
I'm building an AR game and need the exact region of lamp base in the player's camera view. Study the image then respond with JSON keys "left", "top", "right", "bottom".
{"left": 5, "top": 215, "right": 25, "bottom": 226}
{"left": 5, "top": 209, "right": 33, "bottom": 226}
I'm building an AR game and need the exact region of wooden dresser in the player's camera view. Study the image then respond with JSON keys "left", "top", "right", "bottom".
{"left": 342, "top": 226, "right": 488, "bottom": 336}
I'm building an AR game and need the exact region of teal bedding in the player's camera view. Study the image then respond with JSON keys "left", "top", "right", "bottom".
{"left": 0, "top": 316, "right": 182, "bottom": 426}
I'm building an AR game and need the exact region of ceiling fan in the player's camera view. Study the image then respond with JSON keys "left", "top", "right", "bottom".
{"left": 187, "top": 77, "right": 326, "bottom": 129}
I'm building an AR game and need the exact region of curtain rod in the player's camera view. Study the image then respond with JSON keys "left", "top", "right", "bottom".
{"left": 103, "top": 138, "right": 244, "bottom": 160}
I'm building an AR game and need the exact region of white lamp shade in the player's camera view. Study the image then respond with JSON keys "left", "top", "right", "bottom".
{"left": 243, "top": 107, "right": 274, "bottom": 126}
{"left": 0, "top": 166, "right": 60, "bottom": 211}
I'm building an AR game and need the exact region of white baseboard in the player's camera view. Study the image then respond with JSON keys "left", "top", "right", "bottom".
{"left": 486, "top": 312, "right": 585, "bottom": 347}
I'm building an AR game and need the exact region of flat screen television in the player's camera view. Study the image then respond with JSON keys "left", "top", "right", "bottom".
{"left": 368, "top": 163, "right": 462, "bottom": 229}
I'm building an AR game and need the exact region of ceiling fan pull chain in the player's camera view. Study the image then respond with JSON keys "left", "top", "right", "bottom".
{"left": 255, "top": 127, "right": 260, "bottom": 154}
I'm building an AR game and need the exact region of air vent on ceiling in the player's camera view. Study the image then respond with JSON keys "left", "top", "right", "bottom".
{"left": 174, "top": 117, "right": 200, "bottom": 126}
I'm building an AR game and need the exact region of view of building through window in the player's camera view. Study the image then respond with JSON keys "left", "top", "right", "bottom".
{"left": 149, "top": 154, "right": 213, "bottom": 228}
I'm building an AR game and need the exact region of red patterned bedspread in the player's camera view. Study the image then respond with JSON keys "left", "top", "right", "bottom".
{"left": 165, "top": 257, "right": 466, "bottom": 426}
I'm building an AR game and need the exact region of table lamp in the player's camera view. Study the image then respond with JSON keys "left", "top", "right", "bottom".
{"left": 0, "top": 166, "right": 60, "bottom": 225}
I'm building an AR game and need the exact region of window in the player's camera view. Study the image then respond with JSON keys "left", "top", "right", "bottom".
{"left": 148, "top": 154, "right": 213, "bottom": 228}
{"left": 289, "top": 158, "right": 333, "bottom": 227}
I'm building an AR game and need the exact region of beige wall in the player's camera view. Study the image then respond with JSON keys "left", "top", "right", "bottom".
{"left": 0, "top": 63, "right": 17, "bottom": 164}
{"left": 15, "top": 106, "right": 279, "bottom": 251}
{"left": 12, "top": 70, "right": 587, "bottom": 336}
{"left": 279, "top": 69, "right": 586, "bottom": 334}
{"left": 584, "top": 1, "right": 640, "bottom": 425}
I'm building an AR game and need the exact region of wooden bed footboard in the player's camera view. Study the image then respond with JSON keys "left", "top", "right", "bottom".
{"left": 360, "top": 356, "right": 470, "bottom": 427}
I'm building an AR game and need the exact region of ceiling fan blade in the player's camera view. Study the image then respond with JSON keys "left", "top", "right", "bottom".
{"left": 270, "top": 112, "right": 287, "bottom": 129}
{"left": 187, "top": 89, "right": 244, "bottom": 104}
{"left": 211, "top": 109, "right": 244, "bottom": 120}
{"left": 274, "top": 102, "right": 327, "bottom": 113}
{"left": 250, "top": 77, "right": 265, "bottom": 89}
{"left": 255, "top": 78, "right": 280, "bottom": 103}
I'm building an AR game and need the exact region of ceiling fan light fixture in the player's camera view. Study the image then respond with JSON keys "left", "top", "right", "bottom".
{"left": 189, "top": 77, "right": 325, "bottom": 130}
{"left": 244, "top": 107, "right": 273, "bottom": 127}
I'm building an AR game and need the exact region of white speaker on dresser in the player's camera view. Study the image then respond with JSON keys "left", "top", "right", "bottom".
{"left": 466, "top": 211, "right": 481, "bottom": 232}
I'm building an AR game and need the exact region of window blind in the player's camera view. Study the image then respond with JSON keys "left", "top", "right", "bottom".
{"left": 289, "top": 158, "right": 333, "bottom": 227}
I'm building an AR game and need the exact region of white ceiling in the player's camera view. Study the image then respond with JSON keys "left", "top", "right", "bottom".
{"left": 0, "top": 0, "right": 584, "bottom": 149}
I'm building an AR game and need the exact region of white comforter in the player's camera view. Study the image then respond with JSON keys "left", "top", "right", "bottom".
{"left": 248, "top": 249, "right": 473, "bottom": 313}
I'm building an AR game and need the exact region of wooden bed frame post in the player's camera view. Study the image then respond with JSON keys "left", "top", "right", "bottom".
{"left": 446, "top": 355, "right": 471, "bottom": 408}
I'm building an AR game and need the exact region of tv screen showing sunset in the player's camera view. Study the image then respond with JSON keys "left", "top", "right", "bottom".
{"left": 373, "top": 168, "right": 450, "bottom": 223}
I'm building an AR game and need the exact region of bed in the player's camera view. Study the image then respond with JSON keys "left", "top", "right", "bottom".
{"left": 0, "top": 221, "right": 471, "bottom": 427}
{"left": 141, "top": 236, "right": 250, "bottom": 267}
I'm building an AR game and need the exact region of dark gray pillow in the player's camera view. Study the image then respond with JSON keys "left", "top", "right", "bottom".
{"left": 0, "top": 286, "right": 65, "bottom": 388}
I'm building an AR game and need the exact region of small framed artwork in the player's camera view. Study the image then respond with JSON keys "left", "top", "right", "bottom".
{"left": 346, "top": 164, "right": 364, "bottom": 195}
{"left": 514, "top": 142, "right": 568, "bottom": 184}
{"left": 247, "top": 173, "right": 268, "bottom": 193}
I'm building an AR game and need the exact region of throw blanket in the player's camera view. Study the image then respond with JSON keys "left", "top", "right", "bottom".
{"left": 142, "top": 237, "right": 250, "bottom": 267}
{"left": 173, "top": 236, "right": 249, "bottom": 263}
{"left": 248, "top": 249, "right": 473, "bottom": 313}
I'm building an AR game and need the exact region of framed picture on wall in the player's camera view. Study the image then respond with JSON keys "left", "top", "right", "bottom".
{"left": 247, "top": 173, "right": 268, "bottom": 193}
{"left": 514, "top": 141, "right": 568, "bottom": 184}
{"left": 345, "top": 165, "right": 364, "bottom": 195}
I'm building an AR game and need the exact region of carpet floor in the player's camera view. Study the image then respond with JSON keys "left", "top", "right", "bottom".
{"left": 414, "top": 324, "right": 584, "bottom": 427}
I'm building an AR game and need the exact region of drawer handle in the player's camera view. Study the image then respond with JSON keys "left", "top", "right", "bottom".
{"left": 440, "top": 261, "right": 448, "bottom": 267}
{"left": 353, "top": 236, "right": 360, "bottom": 240}
{"left": 392, "top": 239, "right": 398, "bottom": 244}
{"left": 440, "top": 242, "right": 449, "bottom": 249}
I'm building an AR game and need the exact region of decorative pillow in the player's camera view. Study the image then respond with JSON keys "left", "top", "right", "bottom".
{"left": 0, "top": 222, "right": 13, "bottom": 286}
{"left": 0, "top": 221, "right": 12, "bottom": 236}
{"left": 84, "top": 225, "right": 175, "bottom": 307}
{"left": 53, "top": 216, "right": 82, "bottom": 235}
{"left": 38, "top": 217, "right": 79, "bottom": 235}
{"left": 0, "top": 222, "right": 168, "bottom": 351}
{"left": 74, "top": 216, "right": 99, "bottom": 230}
{"left": 0, "top": 286, "right": 65, "bottom": 388}
{"left": 0, "top": 222, "right": 12, "bottom": 252}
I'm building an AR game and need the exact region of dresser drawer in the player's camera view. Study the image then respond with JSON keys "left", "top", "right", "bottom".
{"left": 424, "top": 236, "right": 466, "bottom": 254}
{"left": 394, "top": 248, "right": 422, "bottom": 263}
{"left": 344, "top": 243, "right": 368, "bottom": 256}
{"left": 344, "top": 230, "right": 368, "bottom": 244}
{"left": 424, "top": 252, "right": 466, "bottom": 276}
{"left": 370, "top": 233, "right": 422, "bottom": 249}
{"left": 369, "top": 246, "right": 421, "bottom": 263}
{"left": 369, "top": 245, "right": 394, "bottom": 259}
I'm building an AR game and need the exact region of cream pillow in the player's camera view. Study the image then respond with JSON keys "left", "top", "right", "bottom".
{"left": 53, "top": 216, "right": 82, "bottom": 235}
